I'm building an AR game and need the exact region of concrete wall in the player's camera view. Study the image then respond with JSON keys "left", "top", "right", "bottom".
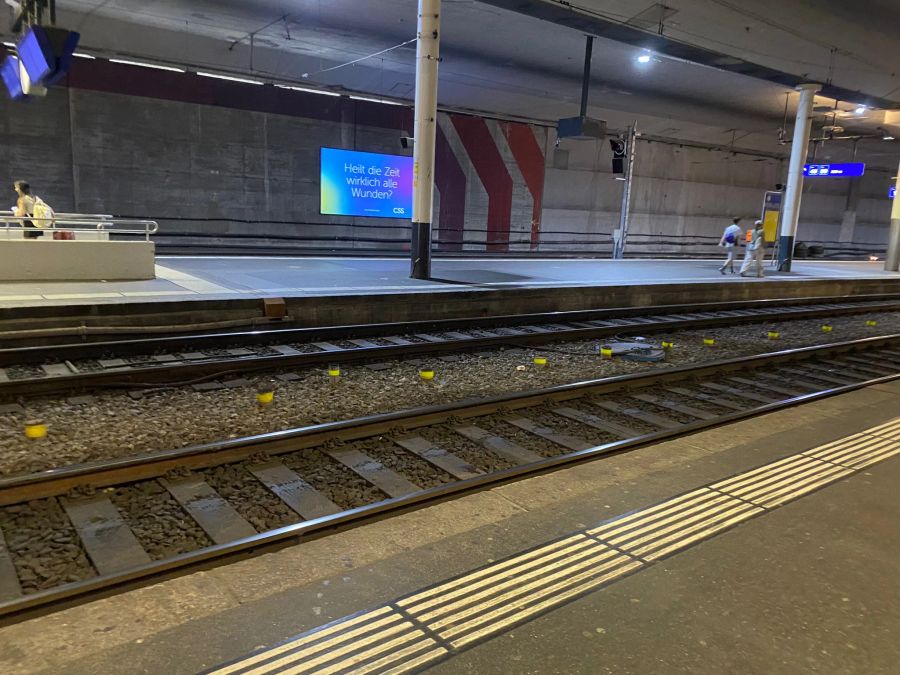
{"left": 543, "top": 134, "right": 896, "bottom": 257}
{"left": 0, "top": 60, "right": 894, "bottom": 259}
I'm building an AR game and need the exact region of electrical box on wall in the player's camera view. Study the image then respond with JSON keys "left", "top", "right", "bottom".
{"left": 557, "top": 116, "right": 607, "bottom": 141}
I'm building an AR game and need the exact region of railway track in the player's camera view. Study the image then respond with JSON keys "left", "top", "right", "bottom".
{"left": 1, "top": 294, "right": 898, "bottom": 399}
{"left": 0, "top": 334, "right": 898, "bottom": 619}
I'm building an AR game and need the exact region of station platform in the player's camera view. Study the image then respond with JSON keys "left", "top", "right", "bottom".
{"left": 1, "top": 256, "right": 899, "bottom": 333}
{"left": 2, "top": 380, "right": 897, "bottom": 674}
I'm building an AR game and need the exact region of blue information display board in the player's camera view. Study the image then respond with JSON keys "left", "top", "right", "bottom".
{"left": 320, "top": 148, "right": 413, "bottom": 219}
{"left": 803, "top": 163, "right": 866, "bottom": 177}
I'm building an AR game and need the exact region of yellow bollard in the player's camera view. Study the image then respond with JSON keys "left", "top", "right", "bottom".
{"left": 703, "top": 338, "right": 716, "bottom": 346}
{"left": 533, "top": 356, "right": 548, "bottom": 367}
{"left": 661, "top": 341, "right": 674, "bottom": 350}
{"left": 24, "top": 419, "right": 47, "bottom": 440}
{"left": 327, "top": 365, "right": 341, "bottom": 378}
{"left": 865, "top": 320, "right": 878, "bottom": 327}
{"left": 600, "top": 346, "right": 613, "bottom": 359}
{"left": 767, "top": 331, "right": 780, "bottom": 340}
{"left": 821, "top": 324, "right": 833, "bottom": 333}
{"left": 419, "top": 369, "right": 435, "bottom": 381}
{"left": 256, "top": 386, "right": 275, "bottom": 405}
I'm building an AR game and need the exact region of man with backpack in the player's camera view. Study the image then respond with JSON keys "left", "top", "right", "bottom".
{"left": 717, "top": 217, "right": 743, "bottom": 274}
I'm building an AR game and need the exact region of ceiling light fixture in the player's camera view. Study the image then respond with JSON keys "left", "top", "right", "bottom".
{"left": 197, "top": 72, "right": 264, "bottom": 85}
{"left": 636, "top": 53, "right": 652, "bottom": 64}
{"left": 109, "top": 58, "right": 184, "bottom": 73}
{"left": 349, "top": 94, "right": 407, "bottom": 106}
{"left": 274, "top": 84, "right": 340, "bottom": 97}
{"left": 854, "top": 105, "right": 866, "bottom": 114}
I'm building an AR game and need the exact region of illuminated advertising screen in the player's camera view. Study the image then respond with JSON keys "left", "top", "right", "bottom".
{"left": 320, "top": 147, "right": 413, "bottom": 219}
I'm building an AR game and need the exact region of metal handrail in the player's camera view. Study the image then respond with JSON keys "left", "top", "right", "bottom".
{"left": 0, "top": 214, "right": 158, "bottom": 241}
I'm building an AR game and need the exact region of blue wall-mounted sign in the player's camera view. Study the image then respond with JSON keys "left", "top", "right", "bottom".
{"left": 890, "top": 186, "right": 897, "bottom": 199}
{"left": 803, "top": 163, "right": 866, "bottom": 177}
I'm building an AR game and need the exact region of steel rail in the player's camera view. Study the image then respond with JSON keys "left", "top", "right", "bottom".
{"left": 0, "top": 332, "right": 896, "bottom": 506}
{"left": 2, "top": 292, "right": 897, "bottom": 355}
{"left": 0, "top": 335, "right": 897, "bottom": 621}
{"left": 1, "top": 296, "right": 898, "bottom": 400}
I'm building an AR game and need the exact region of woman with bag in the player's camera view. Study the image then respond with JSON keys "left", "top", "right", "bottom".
{"left": 13, "top": 180, "right": 41, "bottom": 239}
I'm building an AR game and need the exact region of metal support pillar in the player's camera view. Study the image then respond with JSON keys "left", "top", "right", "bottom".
{"left": 580, "top": 36, "right": 593, "bottom": 118}
{"left": 613, "top": 124, "right": 636, "bottom": 259}
{"left": 886, "top": 161, "right": 900, "bottom": 271}
{"left": 777, "top": 83, "right": 821, "bottom": 272}
{"left": 410, "top": 0, "right": 441, "bottom": 280}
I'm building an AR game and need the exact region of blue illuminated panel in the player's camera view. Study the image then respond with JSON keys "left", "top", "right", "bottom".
{"left": 803, "top": 162, "right": 866, "bottom": 177}
{"left": 17, "top": 27, "right": 53, "bottom": 84}
{"left": 1, "top": 56, "right": 25, "bottom": 100}
{"left": 890, "top": 186, "right": 896, "bottom": 199}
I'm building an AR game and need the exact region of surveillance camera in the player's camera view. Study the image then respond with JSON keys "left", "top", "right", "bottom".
{"left": 400, "top": 136, "right": 414, "bottom": 149}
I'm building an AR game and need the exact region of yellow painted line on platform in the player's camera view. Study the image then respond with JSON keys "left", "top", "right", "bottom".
{"left": 399, "top": 536, "right": 596, "bottom": 616}
{"left": 211, "top": 607, "right": 396, "bottom": 674}
{"left": 864, "top": 418, "right": 900, "bottom": 442}
{"left": 209, "top": 416, "right": 900, "bottom": 675}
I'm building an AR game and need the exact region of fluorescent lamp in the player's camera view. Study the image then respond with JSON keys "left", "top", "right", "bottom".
{"left": 274, "top": 83, "right": 340, "bottom": 96}
{"left": 73, "top": 52, "right": 95, "bottom": 59}
{"left": 109, "top": 58, "right": 184, "bottom": 72}
{"left": 636, "top": 53, "right": 651, "bottom": 64}
{"left": 2, "top": 42, "right": 14, "bottom": 48}
{"left": 197, "top": 71, "right": 264, "bottom": 85}
{"left": 349, "top": 94, "right": 407, "bottom": 106}
{"left": 884, "top": 134, "right": 895, "bottom": 141}
{"left": 854, "top": 105, "right": 866, "bottom": 114}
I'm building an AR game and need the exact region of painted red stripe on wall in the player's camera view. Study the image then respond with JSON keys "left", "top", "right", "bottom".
{"left": 450, "top": 115, "right": 512, "bottom": 252}
{"left": 501, "top": 123, "right": 546, "bottom": 250}
{"left": 435, "top": 124, "right": 467, "bottom": 251}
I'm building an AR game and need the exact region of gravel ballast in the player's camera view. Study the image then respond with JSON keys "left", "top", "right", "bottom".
{"left": 0, "top": 312, "right": 898, "bottom": 477}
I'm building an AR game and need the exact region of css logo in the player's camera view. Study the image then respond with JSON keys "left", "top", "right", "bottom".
{"left": 393, "top": 207, "right": 406, "bottom": 215}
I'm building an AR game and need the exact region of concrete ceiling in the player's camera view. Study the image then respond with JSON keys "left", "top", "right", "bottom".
{"left": 7, "top": 0, "right": 900, "bottom": 165}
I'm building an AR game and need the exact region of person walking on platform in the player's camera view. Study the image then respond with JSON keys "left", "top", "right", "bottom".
{"left": 740, "top": 220, "right": 766, "bottom": 278}
{"left": 717, "top": 217, "right": 743, "bottom": 274}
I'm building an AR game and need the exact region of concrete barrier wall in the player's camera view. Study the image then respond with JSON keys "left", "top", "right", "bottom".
{"left": 543, "top": 137, "right": 896, "bottom": 256}
{"left": 0, "top": 61, "right": 894, "bottom": 257}
{"left": 0, "top": 241, "right": 155, "bottom": 281}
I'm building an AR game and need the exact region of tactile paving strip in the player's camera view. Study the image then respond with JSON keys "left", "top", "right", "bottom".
{"left": 208, "top": 416, "right": 900, "bottom": 675}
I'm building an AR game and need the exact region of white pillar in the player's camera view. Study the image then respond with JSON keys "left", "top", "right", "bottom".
{"left": 777, "top": 83, "right": 821, "bottom": 272}
{"left": 613, "top": 124, "right": 636, "bottom": 259}
{"left": 410, "top": 0, "right": 441, "bottom": 280}
{"left": 886, "top": 161, "right": 900, "bottom": 271}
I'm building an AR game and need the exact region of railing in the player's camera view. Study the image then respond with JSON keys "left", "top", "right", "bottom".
{"left": 0, "top": 214, "right": 158, "bottom": 241}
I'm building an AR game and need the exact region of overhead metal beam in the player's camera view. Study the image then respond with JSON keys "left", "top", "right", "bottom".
{"left": 478, "top": 0, "right": 900, "bottom": 110}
